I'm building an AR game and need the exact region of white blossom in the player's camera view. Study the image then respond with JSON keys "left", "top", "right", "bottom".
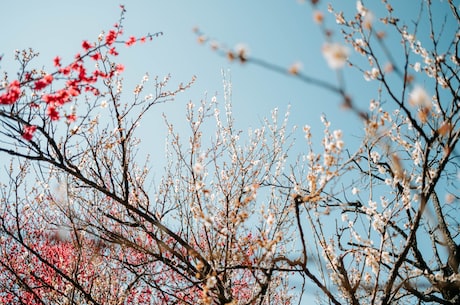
{"left": 333, "top": 129, "right": 342, "bottom": 140}
{"left": 193, "top": 162, "right": 204, "bottom": 174}
{"left": 335, "top": 11, "right": 346, "bottom": 24}
{"left": 409, "top": 86, "right": 431, "bottom": 109}
{"left": 369, "top": 99, "right": 379, "bottom": 111}
{"left": 356, "top": 0, "right": 367, "bottom": 16}
{"left": 352, "top": 187, "right": 360, "bottom": 195}
{"left": 363, "top": 11, "right": 374, "bottom": 29}
{"left": 266, "top": 213, "right": 275, "bottom": 226}
{"left": 370, "top": 151, "right": 380, "bottom": 163}
{"left": 322, "top": 43, "right": 349, "bottom": 69}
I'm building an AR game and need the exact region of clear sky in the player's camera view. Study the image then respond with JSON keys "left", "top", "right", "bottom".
{"left": 0, "top": 1, "right": 455, "bottom": 303}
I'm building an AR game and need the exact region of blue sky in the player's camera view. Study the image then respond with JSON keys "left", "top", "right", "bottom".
{"left": 1, "top": 1, "right": 456, "bottom": 303}
{"left": 1, "top": 1, "right": 351, "bottom": 151}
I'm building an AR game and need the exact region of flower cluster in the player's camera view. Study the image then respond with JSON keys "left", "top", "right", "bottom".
{"left": 0, "top": 6, "right": 162, "bottom": 141}
{"left": 0, "top": 80, "right": 21, "bottom": 105}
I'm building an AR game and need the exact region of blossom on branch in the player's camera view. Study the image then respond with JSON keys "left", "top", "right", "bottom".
{"left": 0, "top": 80, "right": 21, "bottom": 105}
{"left": 322, "top": 42, "right": 349, "bottom": 69}
{"left": 81, "top": 40, "right": 93, "bottom": 51}
{"left": 409, "top": 86, "right": 431, "bottom": 109}
{"left": 33, "top": 74, "right": 53, "bottom": 90}
{"left": 106, "top": 29, "right": 118, "bottom": 45}
{"left": 22, "top": 125, "right": 37, "bottom": 141}
{"left": 126, "top": 36, "right": 137, "bottom": 46}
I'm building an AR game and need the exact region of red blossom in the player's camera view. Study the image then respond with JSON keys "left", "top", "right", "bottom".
{"left": 53, "top": 56, "right": 61, "bottom": 67}
{"left": 42, "top": 85, "right": 80, "bottom": 106}
{"left": 85, "top": 76, "right": 97, "bottom": 84}
{"left": 93, "top": 70, "right": 107, "bottom": 78}
{"left": 46, "top": 105, "right": 60, "bottom": 120}
{"left": 108, "top": 47, "right": 119, "bottom": 56}
{"left": 22, "top": 125, "right": 37, "bottom": 141}
{"left": 66, "top": 114, "right": 77, "bottom": 123}
{"left": 59, "top": 66, "right": 71, "bottom": 75}
{"left": 67, "top": 86, "right": 80, "bottom": 97}
{"left": 126, "top": 36, "right": 136, "bottom": 46}
{"left": 91, "top": 52, "right": 102, "bottom": 61}
{"left": 70, "top": 61, "right": 82, "bottom": 72}
{"left": 73, "top": 64, "right": 88, "bottom": 82}
{"left": 43, "top": 90, "right": 69, "bottom": 106}
{"left": 44, "top": 74, "right": 53, "bottom": 83}
{"left": 106, "top": 29, "right": 118, "bottom": 45}
{"left": 82, "top": 40, "right": 93, "bottom": 51}
{"left": 0, "top": 80, "right": 21, "bottom": 105}
{"left": 33, "top": 74, "right": 54, "bottom": 90}
{"left": 1, "top": 14, "right": 149, "bottom": 123}
{"left": 115, "top": 64, "right": 125, "bottom": 73}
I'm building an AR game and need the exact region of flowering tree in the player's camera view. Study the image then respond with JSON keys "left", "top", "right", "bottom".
{"left": 194, "top": 0, "right": 460, "bottom": 304}
{"left": 1, "top": 1, "right": 460, "bottom": 305}
{"left": 0, "top": 5, "right": 295, "bottom": 305}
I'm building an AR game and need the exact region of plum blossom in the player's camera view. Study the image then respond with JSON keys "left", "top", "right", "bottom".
{"left": 0, "top": 80, "right": 21, "bottom": 105}
{"left": 34, "top": 74, "right": 53, "bottom": 90}
{"left": 356, "top": 0, "right": 367, "bottom": 16}
{"left": 409, "top": 86, "right": 431, "bottom": 109}
{"left": 106, "top": 29, "right": 118, "bottom": 45}
{"left": 53, "top": 56, "right": 61, "bottom": 67}
{"left": 363, "top": 11, "right": 374, "bottom": 30}
{"left": 364, "top": 67, "right": 379, "bottom": 81}
{"left": 335, "top": 11, "right": 346, "bottom": 24}
{"left": 46, "top": 104, "right": 60, "bottom": 121}
{"left": 22, "top": 125, "right": 37, "bottom": 141}
{"left": 370, "top": 151, "right": 380, "bottom": 163}
{"left": 81, "top": 40, "right": 93, "bottom": 51}
{"left": 266, "top": 213, "right": 275, "bottom": 226}
{"left": 193, "top": 162, "right": 204, "bottom": 174}
{"left": 126, "top": 36, "right": 136, "bottom": 46}
{"left": 322, "top": 43, "right": 349, "bottom": 69}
